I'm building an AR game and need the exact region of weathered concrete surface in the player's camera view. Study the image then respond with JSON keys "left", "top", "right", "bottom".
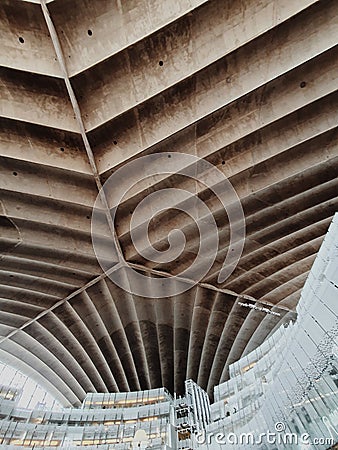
{"left": 0, "top": 0, "right": 337, "bottom": 406}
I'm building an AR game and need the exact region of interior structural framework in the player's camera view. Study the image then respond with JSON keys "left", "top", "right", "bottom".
{"left": 0, "top": 0, "right": 337, "bottom": 431}
{"left": 0, "top": 213, "right": 337, "bottom": 449}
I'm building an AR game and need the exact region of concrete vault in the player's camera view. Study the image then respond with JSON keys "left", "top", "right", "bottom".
{"left": 0, "top": 0, "right": 337, "bottom": 406}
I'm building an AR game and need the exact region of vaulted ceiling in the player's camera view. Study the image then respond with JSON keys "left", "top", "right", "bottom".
{"left": 0, "top": 0, "right": 337, "bottom": 406}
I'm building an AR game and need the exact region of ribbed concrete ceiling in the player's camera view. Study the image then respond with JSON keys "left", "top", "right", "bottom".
{"left": 0, "top": 0, "right": 337, "bottom": 406}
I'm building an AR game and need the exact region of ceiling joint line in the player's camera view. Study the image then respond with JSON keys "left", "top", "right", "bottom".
{"left": 0, "top": 272, "right": 109, "bottom": 346}
{"left": 40, "top": 0, "right": 154, "bottom": 387}
{"left": 40, "top": 0, "right": 125, "bottom": 266}
{"left": 126, "top": 262, "right": 296, "bottom": 314}
{"left": 0, "top": 256, "right": 293, "bottom": 350}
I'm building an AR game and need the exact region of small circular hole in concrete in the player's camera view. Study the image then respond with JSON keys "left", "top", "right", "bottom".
{"left": 221, "top": 160, "right": 225, "bottom": 165}
{"left": 300, "top": 81, "right": 306, "bottom": 88}
{"left": 13, "top": 172, "right": 18, "bottom": 176}
{"left": 168, "top": 154, "right": 171, "bottom": 158}
{"left": 87, "top": 29, "right": 93, "bottom": 36}
{"left": 86, "top": 215, "right": 90, "bottom": 219}
{"left": 113, "top": 140, "right": 118, "bottom": 145}
{"left": 60, "top": 147, "right": 65, "bottom": 152}
{"left": 18, "top": 37, "right": 24, "bottom": 44}
{"left": 159, "top": 60, "right": 164, "bottom": 66}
